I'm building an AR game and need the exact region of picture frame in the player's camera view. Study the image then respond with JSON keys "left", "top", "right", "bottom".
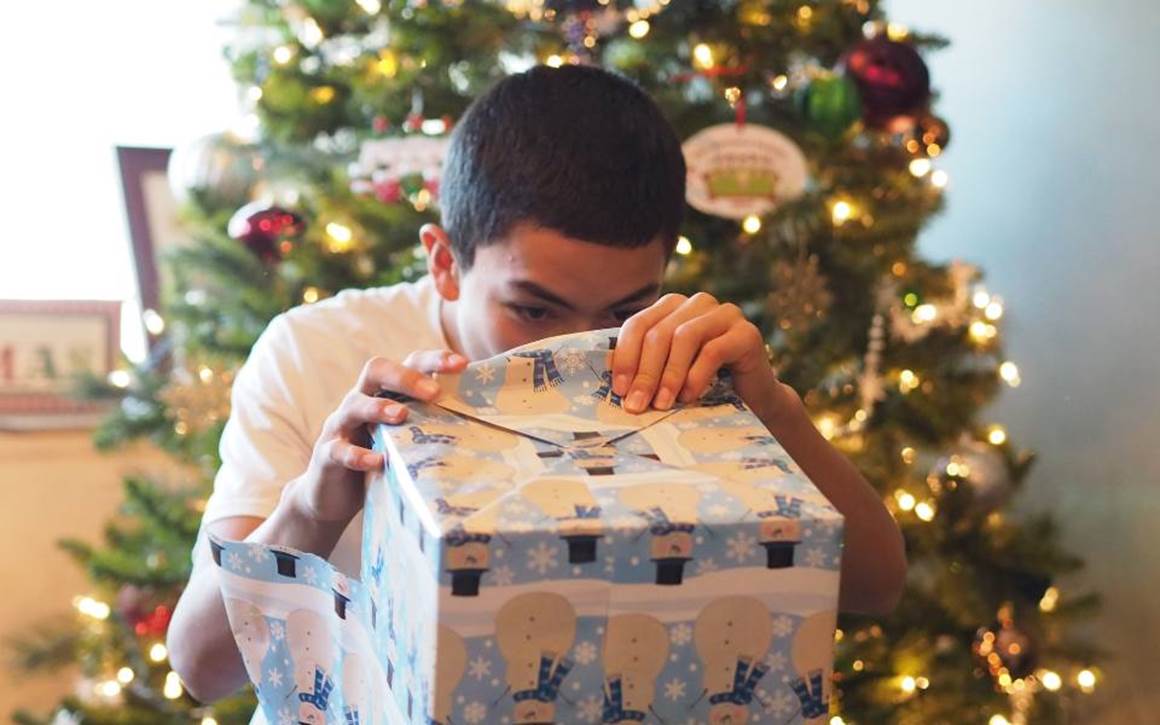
{"left": 0, "top": 300, "right": 122, "bottom": 430}
{"left": 115, "top": 145, "right": 190, "bottom": 349}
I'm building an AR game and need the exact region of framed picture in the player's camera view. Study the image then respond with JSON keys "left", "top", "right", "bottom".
{"left": 0, "top": 300, "right": 122, "bottom": 430}
{"left": 116, "top": 146, "right": 190, "bottom": 349}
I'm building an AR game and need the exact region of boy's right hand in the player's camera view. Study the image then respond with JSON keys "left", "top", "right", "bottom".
{"left": 287, "top": 349, "right": 468, "bottom": 526}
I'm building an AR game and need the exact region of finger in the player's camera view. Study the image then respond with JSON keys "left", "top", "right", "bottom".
{"left": 332, "top": 392, "right": 409, "bottom": 435}
{"left": 402, "top": 349, "right": 469, "bottom": 375}
{"left": 625, "top": 293, "right": 719, "bottom": 412}
{"left": 611, "top": 293, "right": 687, "bottom": 397}
{"left": 323, "top": 437, "right": 384, "bottom": 472}
{"left": 681, "top": 323, "right": 760, "bottom": 402}
{"left": 655, "top": 306, "right": 738, "bottom": 410}
{"left": 357, "top": 357, "right": 440, "bottom": 401}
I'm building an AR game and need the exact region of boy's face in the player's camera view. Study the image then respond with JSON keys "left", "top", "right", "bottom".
{"left": 435, "top": 223, "right": 669, "bottom": 360}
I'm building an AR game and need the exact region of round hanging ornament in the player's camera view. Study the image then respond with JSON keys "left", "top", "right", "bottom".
{"left": 683, "top": 123, "right": 808, "bottom": 220}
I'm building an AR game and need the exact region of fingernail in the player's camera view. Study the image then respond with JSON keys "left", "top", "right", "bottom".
{"left": 362, "top": 453, "right": 380, "bottom": 467}
{"left": 417, "top": 379, "right": 439, "bottom": 397}
{"left": 654, "top": 388, "right": 674, "bottom": 410}
{"left": 626, "top": 389, "right": 648, "bottom": 413}
{"left": 613, "top": 374, "right": 629, "bottom": 396}
{"left": 382, "top": 403, "right": 403, "bottom": 419}
{"left": 447, "top": 353, "right": 466, "bottom": 366}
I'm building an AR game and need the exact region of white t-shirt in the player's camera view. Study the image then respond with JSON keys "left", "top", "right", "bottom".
{"left": 192, "top": 276, "right": 447, "bottom": 722}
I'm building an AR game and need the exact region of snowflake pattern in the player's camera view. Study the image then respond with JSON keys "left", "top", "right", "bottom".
{"left": 302, "top": 565, "right": 318, "bottom": 584}
{"left": 772, "top": 615, "right": 795, "bottom": 638}
{"left": 670, "top": 623, "right": 693, "bottom": 646}
{"left": 492, "top": 565, "right": 515, "bottom": 586}
{"left": 766, "top": 689, "right": 797, "bottom": 717}
{"left": 804, "top": 547, "right": 826, "bottom": 568}
{"left": 726, "top": 531, "right": 757, "bottom": 562}
{"left": 577, "top": 694, "right": 603, "bottom": 723}
{"left": 664, "top": 677, "right": 687, "bottom": 701}
{"left": 269, "top": 622, "right": 284, "bottom": 640}
{"left": 468, "top": 655, "right": 491, "bottom": 680}
{"left": 556, "top": 349, "right": 589, "bottom": 375}
{"left": 764, "top": 650, "right": 788, "bottom": 671}
{"left": 266, "top": 668, "right": 283, "bottom": 687}
{"left": 474, "top": 364, "right": 496, "bottom": 383}
{"left": 277, "top": 708, "right": 295, "bottom": 725}
{"left": 526, "top": 541, "right": 558, "bottom": 575}
{"left": 573, "top": 640, "right": 598, "bottom": 665}
{"left": 695, "top": 557, "right": 719, "bottom": 574}
{"left": 227, "top": 552, "right": 243, "bottom": 569}
{"left": 463, "top": 701, "right": 488, "bottom": 724}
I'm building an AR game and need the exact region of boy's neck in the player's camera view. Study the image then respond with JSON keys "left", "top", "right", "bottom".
{"left": 437, "top": 296, "right": 466, "bottom": 358}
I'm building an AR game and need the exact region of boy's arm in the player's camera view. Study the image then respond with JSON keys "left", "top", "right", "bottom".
{"left": 754, "top": 382, "right": 907, "bottom": 615}
{"left": 612, "top": 291, "right": 907, "bottom": 616}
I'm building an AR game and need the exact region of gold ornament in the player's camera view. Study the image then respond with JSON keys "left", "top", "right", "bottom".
{"left": 766, "top": 253, "right": 832, "bottom": 333}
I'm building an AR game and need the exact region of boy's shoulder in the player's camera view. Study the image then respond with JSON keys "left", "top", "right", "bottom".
{"left": 278, "top": 275, "right": 438, "bottom": 341}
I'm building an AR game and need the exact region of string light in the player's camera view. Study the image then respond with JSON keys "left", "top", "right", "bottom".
{"left": 987, "top": 425, "right": 1008, "bottom": 445}
{"left": 303, "top": 286, "right": 321, "bottom": 303}
{"left": 970, "top": 320, "right": 998, "bottom": 343}
{"left": 149, "top": 642, "right": 169, "bottom": 662}
{"left": 830, "top": 199, "right": 855, "bottom": 225}
{"left": 989, "top": 716, "right": 1011, "bottom": 725}
{"left": 900, "top": 675, "right": 917, "bottom": 694}
{"left": 201, "top": 718, "right": 219, "bottom": 725}
{"left": 916, "top": 676, "right": 930, "bottom": 689}
{"left": 771, "top": 74, "right": 789, "bottom": 91}
{"left": 887, "top": 22, "right": 910, "bottom": 40}
{"left": 325, "top": 221, "right": 355, "bottom": 253}
{"left": 742, "top": 214, "right": 762, "bottom": 234}
{"left": 797, "top": 6, "right": 814, "bottom": 22}
{"left": 356, "top": 0, "right": 381, "bottom": 12}
{"left": 546, "top": 54, "right": 564, "bottom": 68}
{"left": 999, "top": 361, "right": 1022, "bottom": 387}
{"left": 1040, "top": 670, "right": 1062, "bottom": 691}
{"left": 830, "top": 718, "right": 846, "bottom": 725}
{"left": 675, "top": 236, "right": 693, "bottom": 255}
{"left": 95, "top": 680, "right": 122, "bottom": 698}
{"left": 1077, "top": 669, "right": 1097, "bottom": 691}
{"left": 915, "top": 501, "right": 936, "bottom": 521}
{"left": 272, "top": 45, "right": 295, "bottom": 65}
{"left": 142, "top": 308, "right": 166, "bottom": 335}
{"left": 816, "top": 414, "right": 839, "bottom": 440}
{"left": 973, "top": 289, "right": 991, "bottom": 308}
{"left": 912, "top": 303, "right": 937, "bottom": 323}
{"left": 899, "top": 369, "right": 920, "bottom": 393}
{"left": 299, "top": 17, "right": 324, "bottom": 48}
{"left": 310, "top": 86, "right": 336, "bottom": 104}
{"left": 894, "top": 490, "right": 916, "bottom": 511}
{"left": 74, "top": 596, "right": 111, "bottom": 620}
{"left": 376, "top": 49, "right": 399, "bottom": 77}
{"left": 909, "top": 158, "right": 932, "bottom": 177}
{"left": 629, "top": 19, "right": 650, "bottom": 38}
{"left": 985, "top": 300, "right": 1004, "bottom": 320}
{"left": 116, "top": 666, "right": 135, "bottom": 684}
{"left": 900, "top": 446, "right": 916, "bottom": 464}
{"left": 1039, "top": 586, "right": 1059, "bottom": 612}
{"left": 163, "top": 671, "right": 184, "bottom": 699}
{"left": 692, "top": 43, "right": 714, "bottom": 70}
{"left": 108, "top": 369, "right": 131, "bottom": 388}
{"left": 931, "top": 169, "right": 950, "bottom": 188}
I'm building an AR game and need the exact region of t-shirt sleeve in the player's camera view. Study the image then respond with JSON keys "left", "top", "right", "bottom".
{"left": 199, "top": 313, "right": 315, "bottom": 537}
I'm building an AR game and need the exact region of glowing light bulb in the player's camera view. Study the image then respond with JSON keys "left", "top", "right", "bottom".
{"left": 912, "top": 304, "right": 937, "bottom": 323}
{"left": 771, "top": 74, "right": 789, "bottom": 91}
{"left": 272, "top": 45, "right": 294, "bottom": 65}
{"left": 742, "top": 215, "right": 762, "bottom": 234}
{"left": 325, "top": 222, "right": 355, "bottom": 253}
{"left": 887, "top": 22, "right": 909, "bottom": 40}
{"left": 988, "top": 426, "right": 1008, "bottom": 445}
{"left": 973, "top": 290, "right": 991, "bottom": 309}
{"left": 96, "top": 680, "right": 122, "bottom": 698}
{"left": 989, "top": 716, "right": 1011, "bottom": 725}
{"left": 546, "top": 54, "right": 564, "bottom": 68}
{"left": 163, "top": 671, "right": 183, "bottom": 699}
{"left": 356, "top": 0, "right": 381, "bottom": 12}
{"left": 675, "top": 236, "right": 693, "bottom": 255}
{"left": 108, "top": 370, "right": 131, "bottom": 388}
{"left": 149, "top": 642, "right": 168, "bottom": 662}
{"left": 74, "top": 596, "right": 110, "bottom": 620}
{"left": 909, "top": 158, "right": 932, "bottom": 177}
{"left": 1077, "top": 669, "right": 1096, "bottom": 690}
{"left": 931, "top": 169, "right": 949, "bottom": 188}
{"left": 831, "top": 200, "right": 854, "bottom": 225}
{"left": 1039, "top": 586, "right": 1059, "bottom": 612}
{"left": 1041, "top": 670, "right": 1062, "bottom": 691}
{"left": 629, "top": 20, "right": 650, "bottom": 38}
{"left": 999, "top": 361, "right": 1021, "bottom": 387}
{"left": 143, "top": 308, "right": 166, "bottom": 335}
{"left": 693, "top": 43, "right": 714, "bottom": 70}
{"left": 117, "top": 666, "right": 135, "bottom": 684}
{"left": 816, "top": 415, "right": 838, "bottom": 440}
{"left": 797, "top": 6, "right": 814, "bottom": 21}
{"left": 985, "top": 301, "right": 1004, "bottom": 320}
{"left": 900, "top": 675, "right": 916, "bottom": 693}
{"left": 915, "top": 501, "right": 936, "bottom": 521}
{"left": 303, "top": 286, "right": 320, "bottom": 303}
{"left": 895, "top": 491, "right": 916, "bottom": 511}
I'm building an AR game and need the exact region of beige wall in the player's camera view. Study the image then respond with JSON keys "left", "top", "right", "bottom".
{"left": 0, "top": 430, "right": 184, "bottom": 719}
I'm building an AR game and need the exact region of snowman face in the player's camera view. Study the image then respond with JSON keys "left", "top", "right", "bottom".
{"left": 708, "top": 702, "right": 750, "bottom": 724}
{"left": 434, "top": 222, "right": 667, "bottom": 361}
{"left": 513, "top": 700, "right": 556, "bottom": 724}
{"left": 445, "top": 542, "right": 490, "bottom": 570}
{"left": 298, "top": 701, "right": 327, "bottom": 724}
{"left": 678, "top": 426, "right": 767, "bottom": 454}
{"left": 760, "top": 517, "right": 801, "bottom": 542}
{"left": 651, "top": 531, "right": 693, "bottom": 559}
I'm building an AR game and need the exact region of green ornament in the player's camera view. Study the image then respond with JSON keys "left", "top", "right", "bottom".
{"left": 801, "top": 75, "right": 862, "bottom": 139}
{"left": 400, "top": 173, "right": 425, "bottom": 197}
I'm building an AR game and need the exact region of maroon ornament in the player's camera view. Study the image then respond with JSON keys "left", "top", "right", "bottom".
{"left": 227, "top": 201, "right": 305, "bottom": 263}
{"left": 842, "top": 38, "right": 931, "bottom": 129}
{"left": 373, "top": 115, "right": 390, "bottom": 134}
{"left": 374, "top": 178, "right": 402, "bottom": 204}
{"left": 135, "top": 604, "right": 172, "bottom": 637}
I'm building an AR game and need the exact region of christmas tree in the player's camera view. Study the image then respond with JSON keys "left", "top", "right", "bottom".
{"left": 9, "top": 1, "right": 1106, "bottom": 723}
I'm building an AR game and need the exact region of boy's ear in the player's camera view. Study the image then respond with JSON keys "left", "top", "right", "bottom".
{"left": 419, "top": 224, "right": 461, "bottom": 301}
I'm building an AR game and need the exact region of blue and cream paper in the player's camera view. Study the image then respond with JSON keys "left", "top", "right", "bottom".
{"left": 210, "top": 328, "right": 844, "bottom": 724}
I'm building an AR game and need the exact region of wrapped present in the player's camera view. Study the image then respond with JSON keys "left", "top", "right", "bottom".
{"left": 210, "top": 328, "right": 844, "bottom": 724}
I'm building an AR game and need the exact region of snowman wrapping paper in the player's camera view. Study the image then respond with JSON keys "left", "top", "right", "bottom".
{"left": 209, "top": 328, "right": 844, "bottom": 724}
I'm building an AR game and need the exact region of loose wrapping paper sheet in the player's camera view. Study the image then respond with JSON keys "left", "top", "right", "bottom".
{"left": 210, "top": 328, "right": 844, "bottom": 724}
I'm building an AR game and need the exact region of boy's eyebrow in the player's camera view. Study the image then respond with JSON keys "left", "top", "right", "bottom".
{"left": 511, "top": 280, "right": 660, "bottom": 310}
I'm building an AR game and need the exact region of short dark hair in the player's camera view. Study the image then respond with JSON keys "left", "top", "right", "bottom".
{"left": 439, "top": 64, "right": 686, "bottom": 267}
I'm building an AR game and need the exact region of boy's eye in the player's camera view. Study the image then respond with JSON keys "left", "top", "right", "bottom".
{"left": 511, "top": 304, "right": 551, "bottom": 322}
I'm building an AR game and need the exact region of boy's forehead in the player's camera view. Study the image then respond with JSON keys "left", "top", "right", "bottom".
{"left": 477, "top": 224, "right": 667, "bottom": 305}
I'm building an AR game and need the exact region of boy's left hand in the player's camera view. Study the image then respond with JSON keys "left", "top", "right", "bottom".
{"left": 610, "top": 292, "right": 793, "bottom": 426}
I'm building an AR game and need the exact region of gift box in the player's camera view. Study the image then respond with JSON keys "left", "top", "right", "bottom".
{"left": 210, "top": 328, "right": 843, "bottom": 724}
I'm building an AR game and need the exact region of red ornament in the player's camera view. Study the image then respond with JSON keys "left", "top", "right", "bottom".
{"left": 374, "top": 179, "right": 402, "bottom": 204}
{"left": 372, "top": 115, "right": 390, "bottom": 134}
{"left": 403, "top": 113, "right": 424, "bottom": 133}
{"left": 134, "top": 604, "right": 172, "bottom": 637}
{"left": 227, "top": 201, "right": 306, "bottom": 263}
{"left": 423, "top": 178, "right": 440, "bottom": 197}
{"left": 842, "top": 38, "right": 931, "bottom": 129}
{"left": 441, "top": 114, "right": 455, "bottom": 132}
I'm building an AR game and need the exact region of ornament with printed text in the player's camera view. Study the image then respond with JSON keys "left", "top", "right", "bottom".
{"left": 842, "top": 38, "right": 931, "bottom": 130}
{"left": 683, "top": 123, "right": 808, "bottom": 220}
